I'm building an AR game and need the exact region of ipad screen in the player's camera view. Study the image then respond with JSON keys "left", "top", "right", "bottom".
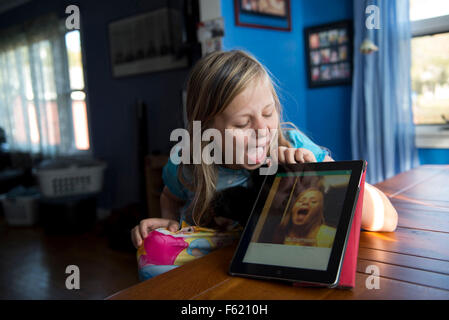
{"left": 242, "top": 169, "right": 352, "bottom": 271}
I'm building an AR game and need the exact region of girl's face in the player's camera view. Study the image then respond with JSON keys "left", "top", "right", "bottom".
{"left": 291, "top": 189, "right": 323, "bottom": 226}
{"left": 212, "top": 76, "right": 279, "bottom": 170}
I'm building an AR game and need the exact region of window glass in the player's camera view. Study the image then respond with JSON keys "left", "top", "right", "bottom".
{"left": 411, "top": 32, "right": 449, "bottom": 124}
{"left": 410, "top": 0, "right": 449, "bottom": 21}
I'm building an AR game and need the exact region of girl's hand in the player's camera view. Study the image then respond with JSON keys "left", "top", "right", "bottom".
{"left": 277, "top": 147, "right": 317, "bottom": 164}
{"left": 131, "top": 218, "right": 180, "bottom": 248}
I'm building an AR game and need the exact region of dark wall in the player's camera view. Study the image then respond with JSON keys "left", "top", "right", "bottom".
{"left": 0, "top": 0, "right": 189, "bottom": 210}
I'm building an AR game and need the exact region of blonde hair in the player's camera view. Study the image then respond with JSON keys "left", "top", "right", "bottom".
{"left": 180, "top": 50, "right": 295, "bottom": 226}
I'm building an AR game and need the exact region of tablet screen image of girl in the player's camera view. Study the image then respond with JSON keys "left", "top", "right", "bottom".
{"left": 273, "top": 188, "right": 336, "bottom": 248}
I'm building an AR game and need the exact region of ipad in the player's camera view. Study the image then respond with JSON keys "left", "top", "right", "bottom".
{"left": 229, "top": 160, "right": 366, "bottom": 287}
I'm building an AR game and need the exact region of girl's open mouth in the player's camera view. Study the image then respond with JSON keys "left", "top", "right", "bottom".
{"left": 294, "top": 208, "right": 309, "bottom": 223}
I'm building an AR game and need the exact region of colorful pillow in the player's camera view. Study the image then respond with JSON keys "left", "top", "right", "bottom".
{"left": 137, "top": 220, "right": 241, "bottom": 281}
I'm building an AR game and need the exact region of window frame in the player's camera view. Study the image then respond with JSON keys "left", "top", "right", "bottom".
{"left": 411, "top": 14, "right": 449, "bottom": 149}
{"left": 63, "top": 25, "right": 93, "bottom": 156}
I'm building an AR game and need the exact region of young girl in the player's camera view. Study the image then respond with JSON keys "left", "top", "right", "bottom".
{"left": 272, "top": 187, "right": 336, "bottom": 248}
{"left": 131, "top": 49, "right": 398, "bottom": 257}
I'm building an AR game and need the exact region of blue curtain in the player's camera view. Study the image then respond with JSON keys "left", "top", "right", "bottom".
{"left": 351, "top": 0, "right": 419, "bottom": 184}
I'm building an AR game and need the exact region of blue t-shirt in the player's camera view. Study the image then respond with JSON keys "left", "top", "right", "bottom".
{"left": 162, "top": 129, "right": 328, "bottom": 203}
{"left": 284, "top": 129, "right": 328, "bottom": 163}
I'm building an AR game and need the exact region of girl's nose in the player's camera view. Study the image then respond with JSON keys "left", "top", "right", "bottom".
{"left": 252, "top": 116, "right": 269, "bottom": 136}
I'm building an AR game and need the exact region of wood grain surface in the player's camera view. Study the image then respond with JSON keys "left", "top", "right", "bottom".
{"left": 108, "top": 165, "right": 449, "bottom": 300}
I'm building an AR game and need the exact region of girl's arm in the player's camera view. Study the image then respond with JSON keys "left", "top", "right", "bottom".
{"left": 361, "top": 183, "right": 398, "bottom": 232}
{"left": 323, "top": 155, "right": 398, "bottom": 232}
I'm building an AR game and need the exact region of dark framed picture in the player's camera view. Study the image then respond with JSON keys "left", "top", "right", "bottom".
{"left": 304, "top": 20, "right": 353, "bottom": 88}
{"left": 108, "top": 7, "right": 189, "bottom": 78}
{"left": 235, "top": 0, "right": 291, "bottom": 31}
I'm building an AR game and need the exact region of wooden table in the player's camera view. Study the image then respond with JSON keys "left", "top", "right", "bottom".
{"left": 108, "top": 165, "right": 449, "bottom": 300}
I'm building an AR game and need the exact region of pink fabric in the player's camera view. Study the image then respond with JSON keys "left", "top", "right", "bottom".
{"left": 140, "top": 231, "right": 189, "bottom": 266}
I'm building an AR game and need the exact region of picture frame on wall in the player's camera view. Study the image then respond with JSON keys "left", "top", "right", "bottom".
{"left": 304, "top": 20, "right": 353, "bottom": 88}
{"left": 234, "top": 0, "right": 291, "bottom": 31}
{"left": 108, "top": 7, "right": 189, "bottom": 78}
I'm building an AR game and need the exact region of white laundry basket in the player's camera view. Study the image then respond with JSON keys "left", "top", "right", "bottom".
{"left": 1, "top": 188, "right": 40, "bottom": 226}
{"left": 35, "top": 158, "right": 106, "bottom": 198}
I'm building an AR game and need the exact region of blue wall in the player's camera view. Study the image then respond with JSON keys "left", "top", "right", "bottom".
{"left": 419, "top": 149, "right": 449, "bottom": 164}
{"left": 301, "top": 0, "right": 353, "bottom": 161}
{"left": 222, "top": 0, "right": 308, "bottom": 130}
{"left": 222, "top": 0, "right": 353, "bottom": 160}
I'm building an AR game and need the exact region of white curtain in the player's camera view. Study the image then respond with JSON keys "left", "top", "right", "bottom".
{"left": 0, "top": 14, "right": 77, "bottom": 157}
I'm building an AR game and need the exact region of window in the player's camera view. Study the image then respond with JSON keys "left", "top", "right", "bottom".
{"left": 410, "top": 0, "right": 449, "bottom": 21}
{"left": 411, "top": 32, "right": 449, "bottom": 125}
{"left": 410, "top": 0, "right": 449, "bottom": 148}
{"left": 65, "top": 30, "right": 90, "bottom": 151}
{"left": 0, "top": 16, "right": 90, "bottom": 156}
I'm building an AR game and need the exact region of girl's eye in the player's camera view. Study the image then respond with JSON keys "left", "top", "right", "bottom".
{"left": 235, "top": 122, "right": 249, "bottom": 128}
{"left": 263, "top": 113, "right": 273, "bottom": 118}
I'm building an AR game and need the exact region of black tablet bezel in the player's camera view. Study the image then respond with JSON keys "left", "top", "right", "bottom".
{"left": 229, "top": 160, "right": 366, "bottom": 286}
